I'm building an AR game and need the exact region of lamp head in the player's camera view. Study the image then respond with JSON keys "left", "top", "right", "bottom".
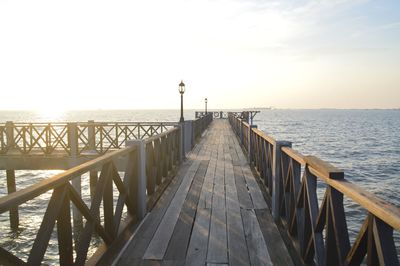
{"left": 178, "top": 80, "right": 185, "bottom": 94}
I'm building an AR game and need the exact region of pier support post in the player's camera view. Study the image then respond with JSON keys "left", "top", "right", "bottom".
{"left": 126, "top": 140, "right": 147, "bottom": 220}
{"left": 272, "top": 140, "right": 292, "bottom": 221}
{"left": 6, "top": 169, "right": 19, "bottom": 230}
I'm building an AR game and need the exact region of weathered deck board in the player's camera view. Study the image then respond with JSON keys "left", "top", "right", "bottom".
{"left": 185, "top": 208, "right": 212, "bottom": 265}
{"left": 116, "top": 119, "right": 292, "bottom": 265}
{"left": 255, "top": 209, "right": 294, "bottom": 265}
{"left": 233, "top": 165, "right": 254, "bottom": 209}
{"left": 241, "top": 209, "right": 273, "bottom": 266}
{"left": 116, "top": 160, "right": 194, "bottom": 262}
{"left": 143, "top": 160, "right": 201, "bottom": 260}
{"left": 207, "top": 206, "right": 228, "bottom": 264}
{"left": 164, "top": 160, "right": 208, "bottom": 260}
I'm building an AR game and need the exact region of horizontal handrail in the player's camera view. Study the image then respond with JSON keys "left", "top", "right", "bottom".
{"left": 307, "top": 161, "right": 400, "bottom": 230}
{"left": 252, "top": 127, "right": 276, "bottom": 145}
{"left": 144, "top": 127, "right": 179, "bottom": 144}
{"left": 281, "top": 146, "right": 305, "bottom": 165}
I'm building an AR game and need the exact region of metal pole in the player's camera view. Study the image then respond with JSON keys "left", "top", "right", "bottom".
{"left": 179, "top": 93, "right": 184, "bottom": 122}
{"left": 205, "top": 98, "right": 207, "bottom": 114}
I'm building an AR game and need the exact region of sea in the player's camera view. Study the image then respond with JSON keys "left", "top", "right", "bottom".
{"left": 0, "top": 109, "right": 399, "bottom": 264}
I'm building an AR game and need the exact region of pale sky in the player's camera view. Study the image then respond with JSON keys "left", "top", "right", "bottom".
{"left": 0, "top": 0, "right": 399, "bottom": 111}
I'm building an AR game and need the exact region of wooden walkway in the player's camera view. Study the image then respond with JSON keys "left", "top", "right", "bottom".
{"left": 115, "top": 120, "right": 293, "bottom": 266}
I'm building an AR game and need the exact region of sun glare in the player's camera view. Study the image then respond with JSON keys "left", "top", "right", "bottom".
{"left": 34, "top": 106, "right": 66, "bottom": 121}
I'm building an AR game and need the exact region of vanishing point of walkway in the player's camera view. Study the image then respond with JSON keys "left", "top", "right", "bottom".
{"left": 116, "top": 119, "right": 293, "bottom": 265}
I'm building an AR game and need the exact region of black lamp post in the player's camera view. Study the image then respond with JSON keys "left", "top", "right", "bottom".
{"left": 179, "top": 80, "right": 185, "bottom": 123}
{"left": 205, "top": 98, "right": 208, "bottom": 114}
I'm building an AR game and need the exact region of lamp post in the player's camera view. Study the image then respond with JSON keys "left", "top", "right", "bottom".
{"left": 205, "top": 98, "right": 208, "bottom": 114}
{"left": 179, "top": 80, "right": 185, "bottom": 123}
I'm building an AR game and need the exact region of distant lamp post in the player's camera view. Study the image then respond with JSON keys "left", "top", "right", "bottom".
{"left": 179, "top": 80, "right": 185, "bottom": 123}
{"left": 205, "top": 98, "right": 208, "bottom": 114}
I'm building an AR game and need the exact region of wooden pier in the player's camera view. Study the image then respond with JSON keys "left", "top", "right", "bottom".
{"left": 0, "top": 111, "right": 399, "bottom": 265}
{"left": 114, "top": 119, "right": 292, "bottom": 265}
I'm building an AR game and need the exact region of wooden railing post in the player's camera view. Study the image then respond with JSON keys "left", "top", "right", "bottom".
{"left": 68, "top": 123, "right": 78, "bottom": 157}
{"left": 177, "top": 123, "right": 185, "bottom": 161}
{"left": 248, "top": 125, "right": 257, "bottom": 163}
{"left": 88, "top": 120, "right": 95, "bottom": 151}
{"left": 239, "top": 119, "right": 244, "bottom": 145}
{"left": 272, "top": 140, "right": 292, "bottom": 221}
{"left": 126, "top": 140, "right": 147, "bottom": 220}
{"left": 88, "top": 120, "right": 98, "bottom": 200}
{"left": 5, "top": 121, "right": 14, "bottom": 151}
{"left": 183, "top": 120, "right": 193, "bottom": 154}
{"left": 67, "top": 123, "right": 83, "bottom": 229}
{"left": 45, "top": 124, "right": 51, "bottom": 154}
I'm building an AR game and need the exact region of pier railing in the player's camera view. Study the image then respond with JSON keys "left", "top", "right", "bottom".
{"left": 0, "top": 121, "right": 176, "bottom": 155}
{"left": 0, "top": 112, "right": 214, "bottom": 265}
{"left": 228, "top": 112, "right": 400, "bottom": 265}
{"left": 195, "top": 111, "right": 243, "bottom": 119}
{"left": 193, "top": 113, "right": 213, "bottom": 140}
{"left": 0, "top": 125, "right": 182, "bottom": 265}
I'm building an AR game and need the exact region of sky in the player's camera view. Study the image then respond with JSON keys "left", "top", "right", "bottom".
{"left": 0, "top": 0, "right": 399, "bottom": 111}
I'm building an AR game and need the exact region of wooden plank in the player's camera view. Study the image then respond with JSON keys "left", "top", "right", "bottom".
{"left": 143, "top": 160, "right": 201, "bottom": 260}
{"left": 164, "top": 160, "right": 208, "bottom": 260}
{"left": 212, "top": 183, "right": 225, "bottom": 210}
{"left": 242, "top": 166, "right": 268, "bottom": 209}
{"left": 198, "top": 157, "right": 216, "bottom": 209}
{"left": 207, "top": 207, "right": 228, "bottom": 264}
{"left": 255, "top": 209, "right": 293, "bottom": 265}
{"left": 227, "top": 209, "right": 250, "bottom": 265}
{"left": 212, "top": 151, "right": 225, "bottom": 210}
{"left": 233, "top": 166, "right": 253, "bottom": 209}
{"left": 225, "top": 156, "right": 250, "bottom": 265}
{"left": 161, "top": 260, "right": 185, "bottom": 266}
{"left": 241, "top": 209, "right": 273, "bottom": 266}
{"left": 225, "top": 193, "right": 239, "bottom": 211}
{"left": 117, "top": 160, "right": 192, "bottom": 263}
{"left": 186, "top": 208, "right": 212, "bottom": 265}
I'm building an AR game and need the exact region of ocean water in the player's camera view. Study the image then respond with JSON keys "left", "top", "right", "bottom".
{"left": 0, "top": 109, "right": 399, "bottom": 263}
